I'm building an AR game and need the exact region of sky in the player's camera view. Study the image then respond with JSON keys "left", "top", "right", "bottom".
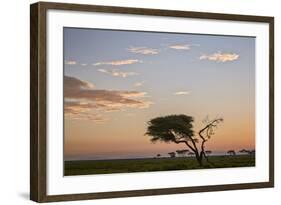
{"left": 63, "top": 27, "right": 255, "bottom": 161}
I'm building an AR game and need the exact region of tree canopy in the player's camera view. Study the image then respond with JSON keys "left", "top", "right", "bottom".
{"left": 145, "top": 115, "right": 194, "bottom": 143}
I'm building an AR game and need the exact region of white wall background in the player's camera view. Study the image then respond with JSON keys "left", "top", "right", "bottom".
{"left": 0, "top": 0, "right": 279, "bottom": 204}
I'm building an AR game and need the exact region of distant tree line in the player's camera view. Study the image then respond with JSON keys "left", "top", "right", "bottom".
{"left": 154, "top": 148, "right": 254, "bottom": 159}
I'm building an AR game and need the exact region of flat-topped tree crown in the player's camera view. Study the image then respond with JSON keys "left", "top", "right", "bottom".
{"left": 145, "top": 114, "right": 194, "bottom": 143}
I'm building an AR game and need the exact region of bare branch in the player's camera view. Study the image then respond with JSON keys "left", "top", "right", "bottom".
{"left": 198, "top": 117, "right": 223, "bottom": 159}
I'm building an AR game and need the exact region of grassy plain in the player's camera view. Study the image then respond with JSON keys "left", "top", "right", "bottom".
{"left": 64, "top": 155, "right": 255, "bottom": 176}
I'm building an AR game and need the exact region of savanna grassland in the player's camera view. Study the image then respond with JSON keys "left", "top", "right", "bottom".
{"left": 64, "top": 155, "right": 255, "bottom": 176}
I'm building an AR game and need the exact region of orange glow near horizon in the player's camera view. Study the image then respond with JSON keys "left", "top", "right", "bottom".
{"left": 64, "top": 103, "right": 255, "bottom": 159}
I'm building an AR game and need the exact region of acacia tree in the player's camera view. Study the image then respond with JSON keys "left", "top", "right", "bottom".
{"left": 188, "top": 152, "right": 195, "bottom": 157}
{"left": 239, "top": 149, "right": 255, "bottom": 155}
{"left": 145, "top": 114, "right": 223, "bottom": 166}
{"left": 176, "top": 149, "right": 189, "bottom": 157}
{"left": 168, "top": 152, "right": 176, "bottom": 158}
{"left": 239, "top": 149, "right": 249, "bottom": 155}
{"left": 227, "top": 150, "right": 236, "bottom": 156}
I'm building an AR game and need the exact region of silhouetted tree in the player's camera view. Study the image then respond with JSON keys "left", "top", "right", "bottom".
{"left": 188, "top": 152, "right": 195, "bottom": 157}
{"left": 239, "top": 149, "right": 255, "bottom": 155}
{"left": 146, "top": 115, "right": 223, "bottom": 166}
{"left": 239, "top": 149, "right": 249, "bottom": 155}
{"left": 168, "top": 152, "right": 176, "bottom": 158}
{"left": 205, "top": 150, "right": 212, "bottom": 155}
{"left": 156, "top": 154, "right": 161, "bottom": 158}
{"left": 227, "top": 150, "right": 236, "bottom": 156}
{"left": 176, "top": 149, "right": 189, "bottom": 157}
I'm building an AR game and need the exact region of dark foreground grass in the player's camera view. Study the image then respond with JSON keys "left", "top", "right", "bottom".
{"left": 64, "top": 155, "right": 255, "bottom": 176}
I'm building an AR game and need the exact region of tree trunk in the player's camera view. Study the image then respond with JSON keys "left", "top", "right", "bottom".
{"left": 195, "top": 152, "right": 203, "bottom": 167}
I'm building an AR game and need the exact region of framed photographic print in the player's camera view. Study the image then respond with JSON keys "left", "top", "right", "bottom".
{"left": 30, "top": 2, "right": 274, "bottom": 202}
